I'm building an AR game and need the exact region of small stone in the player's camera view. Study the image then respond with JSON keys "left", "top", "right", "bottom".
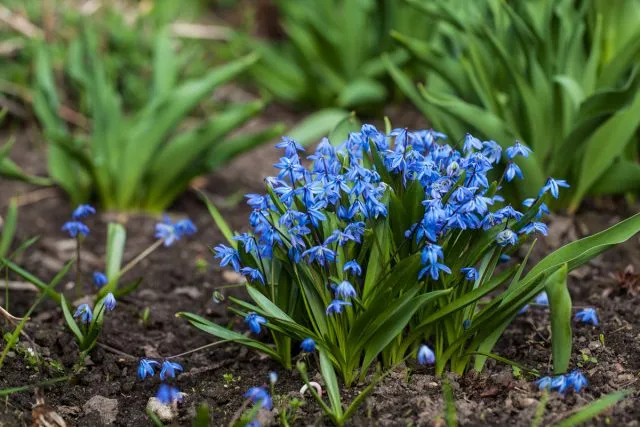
{"left": 146, "top": 397, "right": 178, "bottom": 422}
{"left": 173, "top": 286, "right": 203, "bottom": 299}
{"left": 617, "top": 373, "right": 634, "bottom": 382}
{"left": 222, "top": 270, "right": 245, "bottom": 284}
{"left": 427, "top": 381, "right": 439, "bottom": 389}
{"left": 83, "top": 395, "right": 119, "bottom": 425}
{"left": 588, "top": 341, "right": 601, "bottom": 351}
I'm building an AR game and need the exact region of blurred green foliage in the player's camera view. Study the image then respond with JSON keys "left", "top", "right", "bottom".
{"left": 32, "top": 24, "right": 282, "bottom": 212}
{"left": 238, "top": 0, "right": 437, "bottom": 111}
{"left": 388, "top": 0, "right": 640, "bottom": 209}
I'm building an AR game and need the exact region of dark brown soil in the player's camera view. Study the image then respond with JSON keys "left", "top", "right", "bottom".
{"left": 1, "top": 121, "right": 639, "bottom": 427}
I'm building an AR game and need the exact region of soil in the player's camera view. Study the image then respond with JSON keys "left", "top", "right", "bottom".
{"left": 1, "top": 116, "right": 640, "bottom": 427}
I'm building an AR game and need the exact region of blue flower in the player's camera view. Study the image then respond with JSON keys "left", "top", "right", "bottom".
{"left": 104, "top": 293, "right": 117, "bottom": 311}
{"left": 155, "top": 217, "right": 179, "bottom": 246}
{"left": 138, "top": 359, "right": 160, "bottom": 380}
{"left": 418, "top": 262, "right": 451, "bottom": 280}
{"left": 175, "top": 219, "right": 197, "bottom": 237}
{"left": 302, "top": 244, "right": 337, "bottom": 266}
{"left": 62, "top": 221, "right": 89, "bottom": 238}
{"left": 245, "top": 312, "right": 267, "bottom": 334}
{"left": 343, "top": 260, "right": 362, "bottom": 276}
{"left": 93, "top": 272, "right": 108, "bottom": 288}
{"left": 72, "top": 204, "right": 96, "bottom": 220}
{"left": 505, "top": 162, "right": 523, "bottom": 182}
{"left": 326, "top": 299, "right": 352, "bottom": 315}
{"left": 535, "top": 292, "right": 549, "bottom": 306}
{"left": 496, "top": 229, "right": 518, "bottom": 247}
{"left": 463, "top": 133, "right": 483, "bottom": 153}
{"left": 300, "top": 338, "right": 316, "bottom": 353}
{"left": 520, "top": 222, "right": 548, "bottom": 236}
{"left": 73, "top": 304, "right": 93, "bottom": 324}
{"left": 551, "top": 375, "right": 568, "bottom": 393}
{"left": 460, "top": 267, "right": 479, "bottom": 281}
{"left": 160, "top": 360, "right": 184, "bottom": 380}
{"left": 575, "top": 308, "right": 598, "bottom": 326}
{"left": 269, "top": 371, "right": 278, "bottom": 384}
{"left": 233, "top": 233, "right": 257, "bottom": 254}
{"left": 540, "top": 177, "right": 570, "bottom": 199}
{"left": 535, "top": 376, "right": 552, "bottom": 390}
{"left": 214, "top": 244, "right": 241, "bottom": 272}
{"left": 333, "top": 280, "right": 356, "bottom": 299}
{"left": 417, "top": 344, "right": 435, "bottom": 365}
{"left": 519, "top": 304, "right": 529, "bottom": 315}
{"left": 505, "top": 141, "right": 532, "bottom": 159}
{"left": 566, "top": 370, "right": 588, "bottom": 393}
{"left": 155, "top": 217, "right": 196, "bottom": 246}
{"left": 240, "top": 267, "right": 265, "bottom": 285}
{"left": 245, "top": 386, "right": 272, "bottom": 410}
{"left": 156, "top": 384, "right": 182, "bottom": 404}
{"left": 275, "top": 136, "right": 304, "bottom": 157}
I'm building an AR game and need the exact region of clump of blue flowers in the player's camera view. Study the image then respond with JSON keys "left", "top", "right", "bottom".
{"left": 182, "top": 123, "right": 640, "bottom": 386}
{"left": 138, "top": 358, "right": 185, "bottom": 406}
{"left": 536, "top": 370, "right": 588, "bottom": 394}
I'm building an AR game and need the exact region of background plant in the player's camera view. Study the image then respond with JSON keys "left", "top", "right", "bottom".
{"left": 387, "top": 0, "right": 640, "bottom": 209}
{"left": 181, "top": 124, "right": 640, "bottom": 386}
{"left": 32, "top": 21, "right": 283, "bottom": 212}
{"left": 236, "top": 0, "right": 436, "bottom": 114}
{"left": 0, "top": 1, "right": 212, "bottom": 117}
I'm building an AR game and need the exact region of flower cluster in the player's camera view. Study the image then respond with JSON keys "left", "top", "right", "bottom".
{"left": 214, "top": 125, "right": 564, "bottom": 326}
{"left": 138, "top": 358, "right": 184, "bottom": 404}
{"left": 536, "top": 370, "right": 588, "bottom": 394}
{"left": 196, "top": 123, "right": 586, "bottom": 385}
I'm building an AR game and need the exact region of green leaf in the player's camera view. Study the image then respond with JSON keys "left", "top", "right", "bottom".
{"left": 285, "top": 109, "right": 352, "bottom": 147}
{"left": 60, "top": 295, "right": 84, "bottom": 343}
{"left": 544, "top": 264, "right": 572, "bottom": 374}
{"left": 177, "top": 312, "right": 282, "bottom": 362}
{"left": 570, "top": 92, "right": 640, "bottom": 210}
{"left": 320, "top": 350, "right": 343, "bottom": 418}
{"left": 337, "top": 78, "right": 387, "bottom": 108}
{"left": 99, "top": 223, "right": 126, "bottom": 296}
{"left": 0, "top": 198, "right": 18, "bottom": 258}
{"left": 554, "top": 390, "right": 631, "bottom": 427}
{"left": 0, "top": 258, "right": 63, "bottom": 303}
{"left": 590, "top": 159, "right": 640, "bottom": 195}
{"left": 199, "top": 191, "right": 235, "bottom": 248}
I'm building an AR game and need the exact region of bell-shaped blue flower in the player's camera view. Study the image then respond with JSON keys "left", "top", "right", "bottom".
{"left": 160, "top": 360, "right": 184, "bottom": 381}
{"left": 62, "top": 221, "right": 90, "bottom": 238}
{"left": 73, "top": 304, "right": 93, "bottom": 324}
{"left": 245, "top": 312, "right": 267, "bottom": 334}
{"left": 104, "top": 293, "right": 117, "bottom": 311}
{"left": 326, "top": 299, "right": 352, "bottom": 315}
{"left": 245, "top": 386, "right": 272, "bottom": 410}
{"left": 575, "top": 308, "right": 598, "bottom": 326}
{"left": 93, "top": 272, "right": 108, "bottom": 288}
{"left": 156, "top": 384, "right": 182, "bottom": 404}
{"left": 300, "top": 338, "right": 316, "bottom": 353}
{"left": 72, "top": 204, "right": 96, "bottom": 220}
{"left": 417, "top": 344, "right": 435, "bottom": 365}
{"left": 138, "top": 358, "right": 160, "bottom": 380}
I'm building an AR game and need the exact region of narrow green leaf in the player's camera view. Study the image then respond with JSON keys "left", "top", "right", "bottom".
{"left": 320, "top": 350, "right": 343, "bottom": 418}
{"left": 60, "top": 295, "right": 84, "bottom": 343}
{"left": 286, "top": 109, "right": 351, "bottom": 147}
{"left": 570, "top": 92, "right": 640, "bottom": 210}
{"left": 555, "top": 390, "right": 631, "bottom": 427}
{"left": 544, "top": 264, "right": 572, "bottom": 374}
{"left": 199, "top": 191, "right": 235, "bottom": 248}
{"left": 0, "top": 198, "right": 18, "bottom": 258}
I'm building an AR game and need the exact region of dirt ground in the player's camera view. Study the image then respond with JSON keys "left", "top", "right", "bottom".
{"left": 1, "top": 116, "right": 639, "bottom": 426}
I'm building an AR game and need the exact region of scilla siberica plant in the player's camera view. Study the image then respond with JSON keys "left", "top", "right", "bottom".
{"left": 180, "top": 125, "right": 640, "bottom": 386}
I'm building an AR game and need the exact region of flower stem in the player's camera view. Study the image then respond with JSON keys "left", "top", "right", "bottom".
{"left": 118, "top": 239, "right": 163, "bottom": 278}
